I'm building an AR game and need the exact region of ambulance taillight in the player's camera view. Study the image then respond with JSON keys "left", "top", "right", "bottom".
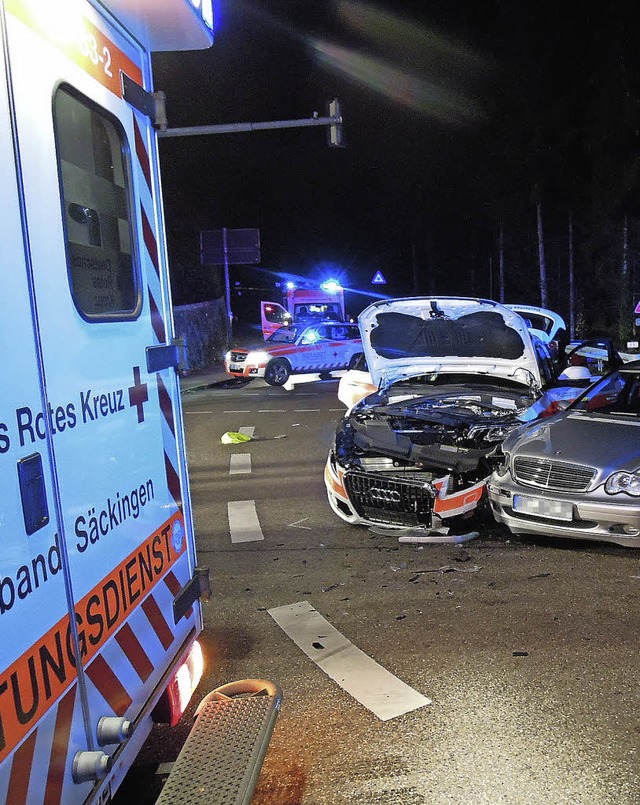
{"left": 153, "top": 641, "right": 205, "bottom": 726}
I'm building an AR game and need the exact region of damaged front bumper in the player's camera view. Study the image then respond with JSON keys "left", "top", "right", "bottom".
{"left": 324, "top": 452, "right": 486, "bottom": 530}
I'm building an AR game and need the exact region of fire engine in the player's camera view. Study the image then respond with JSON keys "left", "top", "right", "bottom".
{"left": 0, "top": 1, "right": 280, "bottom": 803}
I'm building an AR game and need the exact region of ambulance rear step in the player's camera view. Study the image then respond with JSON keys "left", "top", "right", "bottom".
{"left": 155, "top": 679, "right": 282, "bottom": 805}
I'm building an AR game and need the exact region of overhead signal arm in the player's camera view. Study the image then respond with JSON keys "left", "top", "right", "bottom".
{"left": 155, "top": 95, "right": 345, "bottom": 147}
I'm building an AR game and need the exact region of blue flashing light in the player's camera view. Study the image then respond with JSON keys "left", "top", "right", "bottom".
{"left": 306, "top": 330, "right": 319, "bottom": 342}
{"left": 320, "top": 279, "right": 342, "bottom": 294}
{"left": 286, "top": 281, "right": 296, "bottom": 290}
{"left": 190, "top": 0, "right": 212, "bottom": 30}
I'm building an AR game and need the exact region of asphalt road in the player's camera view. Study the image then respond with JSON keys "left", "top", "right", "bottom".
{"left": 116, "top": 375, "right": 640, "bottom": 805}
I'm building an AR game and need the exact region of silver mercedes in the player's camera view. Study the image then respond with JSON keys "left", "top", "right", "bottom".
{"left": 489, "top": 360, "right": 640, "bottom": 547}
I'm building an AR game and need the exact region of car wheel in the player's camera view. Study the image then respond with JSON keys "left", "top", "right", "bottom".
{"left": 264, "top": 358, "right": 291, "bottom": 386}
{"left": 348, "top": 352, "right": 363, "bottom": 370}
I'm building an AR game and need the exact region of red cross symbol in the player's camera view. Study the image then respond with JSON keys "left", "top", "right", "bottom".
{"left": 128, "top": 366, "right": 148, "bottom": 423}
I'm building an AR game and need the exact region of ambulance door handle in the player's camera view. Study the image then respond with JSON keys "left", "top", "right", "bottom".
{"left": 17, "top": 453, "right": 50, "bottom": 535}
{"left": 146, "top": 339, "right": 185, "bottom": 373}
{"left": 68, "top": 203, "right": 101, "bottom": 246}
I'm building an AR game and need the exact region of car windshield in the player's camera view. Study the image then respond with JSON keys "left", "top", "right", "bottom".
{"left": 267, "top": 327, "right": 299, "bottom": 343}
{"left": 521, "top": 313, "right": 553, "bottom": 334}
{"left": 570, "top": 369, "right": 640, "bottom": 415}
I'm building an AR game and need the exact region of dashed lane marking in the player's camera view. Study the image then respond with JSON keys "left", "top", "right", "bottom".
{"left": 268, "top": 601, "right": 431, "bottom": 721}
{"left": 229, "top": 454, "right": 252, "bottom": 474}
{"left": 228, "top": 500, "right": 264, "bottom": 543}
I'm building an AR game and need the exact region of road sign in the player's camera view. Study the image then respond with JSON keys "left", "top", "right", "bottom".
{"left": 201, "top": 228, "right": 261, "bottom": 265}
{"left": 371, "top": 271, "right": 386, "bottom": 285}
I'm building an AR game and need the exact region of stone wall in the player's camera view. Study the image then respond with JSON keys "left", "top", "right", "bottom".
{"left": 173, "top": 298, "right": 229, "bottom": 374}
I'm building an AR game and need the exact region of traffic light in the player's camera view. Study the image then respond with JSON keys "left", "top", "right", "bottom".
{"left": 327, "top": 98, "right": 344, "bottom": 148}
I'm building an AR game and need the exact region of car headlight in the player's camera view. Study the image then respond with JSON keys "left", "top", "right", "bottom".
{"left": 246, "top": 351, "right": 270, "bottom": 364}
{"left": 605, "top": 471, "right": 640, "bottom": 496}
{"left": 467, "top": 424, "right": 512, "bottom": 443}
{"left": 333, "top": 421, "right": 354, "bottom": 467}
{"left": 493, "top": 450, "right": 511, "bottom": 478}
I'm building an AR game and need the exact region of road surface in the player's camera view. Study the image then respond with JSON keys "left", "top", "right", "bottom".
{"left": 115, "top": 375, "right": 640, "bottom": 804}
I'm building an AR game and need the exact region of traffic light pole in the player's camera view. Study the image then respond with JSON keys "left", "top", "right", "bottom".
{"left": 156, "top": 98, "right": 344, "bottom": 147}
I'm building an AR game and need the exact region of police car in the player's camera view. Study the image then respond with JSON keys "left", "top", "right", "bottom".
{"left": 225, "top": 321, "right": 363, "bottom": 386}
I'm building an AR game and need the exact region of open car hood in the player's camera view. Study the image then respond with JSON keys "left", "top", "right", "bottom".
{"left": 358, "top": 297, "right": 542, "bottom": 390}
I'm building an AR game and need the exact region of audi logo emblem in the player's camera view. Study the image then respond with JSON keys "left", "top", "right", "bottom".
{"left": 369, "top": 487, "right": 401, "bottom": 503}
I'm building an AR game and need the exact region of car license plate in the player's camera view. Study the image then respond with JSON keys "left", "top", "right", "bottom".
{"left": 513, "top": 495, "right": 573, "bottom": 521}
{"left": 229, "top": 363, "right": 243, "bottom": 372}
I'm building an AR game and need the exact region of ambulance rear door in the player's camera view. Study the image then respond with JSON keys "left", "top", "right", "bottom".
{"left": 261, "top": 300, "right": 290, "bottom": 338}
{"left": 1, "top": 2, "right": 200, "bottom": 801}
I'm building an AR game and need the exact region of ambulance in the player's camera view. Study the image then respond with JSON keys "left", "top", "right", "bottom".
{"left": 0, "top": 1, "right": 280, "bottom": 803}
{"left": 260, "top": 278, "right": 347, "bottom": 337}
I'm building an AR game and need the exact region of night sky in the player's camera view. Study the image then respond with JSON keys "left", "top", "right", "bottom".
{"left": 153, "top": 1, "right": 640, "bottom": 331}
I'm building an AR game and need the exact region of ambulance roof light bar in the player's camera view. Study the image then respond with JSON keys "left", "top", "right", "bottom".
{"left": 100, "top": 0, "right": 214, "bottom": 51}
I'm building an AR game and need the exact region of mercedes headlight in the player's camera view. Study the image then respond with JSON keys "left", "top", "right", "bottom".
{"left": 467, "top": 424, "right": 512, "bottom": 443}
{"left": 493, "top": 450, "right": 511, "bottom": 478}
{"left": 605, "top": 470, "right": 640, "bottom": 496}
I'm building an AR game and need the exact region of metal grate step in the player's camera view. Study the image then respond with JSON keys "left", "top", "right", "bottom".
{"left": 155, "top": 679, "right": 282, "bottom": 805}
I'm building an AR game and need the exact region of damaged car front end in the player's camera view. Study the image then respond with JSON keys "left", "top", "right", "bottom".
{"left": 324, "top": 297, "right": 545, "bottom": 531}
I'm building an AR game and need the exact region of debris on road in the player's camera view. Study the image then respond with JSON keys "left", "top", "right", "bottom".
{"left": 367, "top": 526, "right": 479, "bottom": 544}
{"left": 398, "top": 531, "right": 480, "bottom": 545}
{"left": 221, "top": 431, "right": 252, "bottom": 443}
{"left": 221, "top": 431, "right": 287, "bottom": 443}
{"left": 288, "top": 519, "right": 313, "bottom": 530}
{"left": 415, "top": 565, "right": 483, "bottom": 574}
{"left": 369, "top": 525, "right": 450, "bottom": 537}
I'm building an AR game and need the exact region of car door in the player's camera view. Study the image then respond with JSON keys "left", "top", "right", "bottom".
{"left": 261, "top": 301, "right": 290, "bottom": 339}
{"left": 291, "top": 324, "right": 330, "bottom": 372}
{"left": 562, "top": 338, "right": 623, "bottom": 381}
{"left": 326, "top": 323, "right": 361, "bottom": 368}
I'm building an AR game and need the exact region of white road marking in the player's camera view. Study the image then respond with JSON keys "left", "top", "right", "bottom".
{"left": 229, "top": 426, "right": 254, "bottom": 474}
{"left": 258, "top": 409, "right": 286, "bottom": 413}
{"left": 223, "top": 410, "right": 251, "bottom": 414}
{"left": 229, "top": 454, "right": 252, "bottom": 474}
{"left": 268, "top": 601, "right": 431, "bottom": 720}
{"left": 293, "top": 409, "right": 320, "bottom": 412}
{"left": 228, "top": 500, "right": 263, "bottom": 543}
{"left": 185, "top": 411, "right": 215, "bottom": 414}
{"left": 288, "top": 518, "right": 312, "bottom": 529}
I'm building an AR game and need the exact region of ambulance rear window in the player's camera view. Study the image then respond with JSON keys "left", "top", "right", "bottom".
{"left": 53, "top": 86, "right": 140, "bottom": 320}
